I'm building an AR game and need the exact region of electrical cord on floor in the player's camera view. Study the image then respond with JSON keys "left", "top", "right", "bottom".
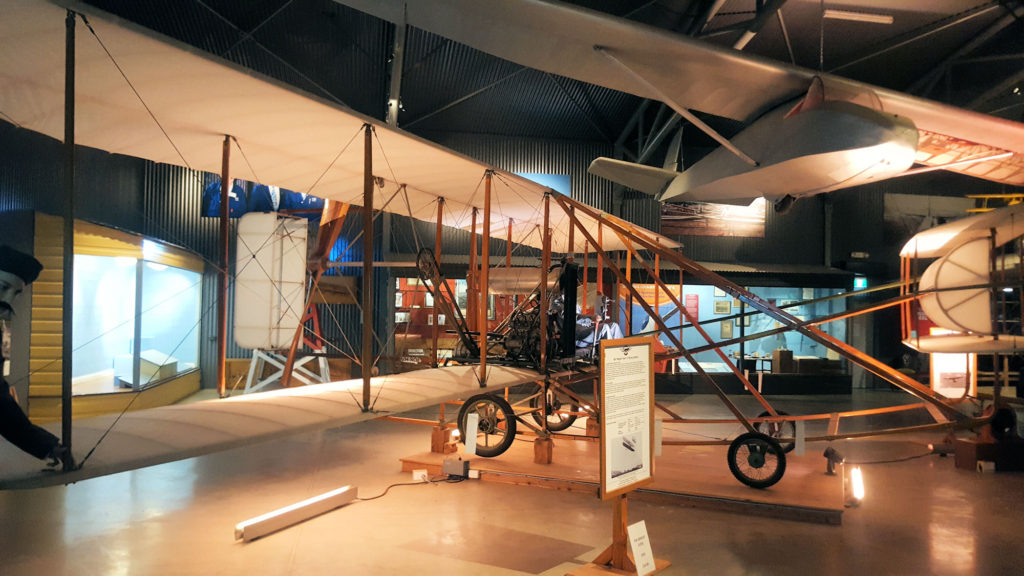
{"left": 356, "top": 474, "right": 465, "bottom": 502}
{"left": 845, "top": 451, "right": 936, "bottom": 465}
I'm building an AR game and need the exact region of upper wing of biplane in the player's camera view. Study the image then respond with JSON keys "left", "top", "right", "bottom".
{"left": 0, "top": 0, "right": 678, "bottom": 253}
{"left": 0, "top": 0, "right": 682, "bottom": 488}
{"left": 334, "top": 0, "right": 1024, "bottom": 208}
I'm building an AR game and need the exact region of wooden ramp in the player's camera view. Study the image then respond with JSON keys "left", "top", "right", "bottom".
{"left": 402, "top": 431, "right": 845, "bottom": 525}
{"left": 0, "top": 366, "right": 542, "bottom": 490}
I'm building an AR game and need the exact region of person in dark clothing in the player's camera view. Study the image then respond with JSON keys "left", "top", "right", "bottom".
{"left": 0, "top": 245, "right": 73, "bottom": 469}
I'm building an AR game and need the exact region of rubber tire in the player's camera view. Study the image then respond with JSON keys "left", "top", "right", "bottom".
{"left": 457, "top": 394, "right": 517, "bottom": 458}
{"left": 727, "top": 432, "right": 787, "bottom": 489}
{"left": 529, "top": 387, "right": 578, "bottom": 432}
{"left": 754, "top": 410, "right": 796, "bottom": 453}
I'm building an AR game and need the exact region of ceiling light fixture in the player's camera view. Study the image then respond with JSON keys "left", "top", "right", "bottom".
{"left": 823, "top": 9, "right": 894, "bottom": 25}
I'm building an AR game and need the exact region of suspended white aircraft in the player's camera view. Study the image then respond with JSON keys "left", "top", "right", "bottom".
{"left": 335, "top": 0, "right": 1024, "bottom": 212}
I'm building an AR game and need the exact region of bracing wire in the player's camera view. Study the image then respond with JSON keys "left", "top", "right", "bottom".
{"left": 304, "top": 126, "right": 364, "bottom": 197}
{"left": 79, "top": 13, "right": 193, "bottom": 171}
{"left": 230, "top": 136, "right": 262, "bottom": 186}
{"left": 77, "top": 287, "right": 218, "bottom": 467}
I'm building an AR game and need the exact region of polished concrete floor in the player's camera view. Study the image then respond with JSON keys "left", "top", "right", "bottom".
{"left": 2, "top": 391, "right": 1023, "bottom": 575}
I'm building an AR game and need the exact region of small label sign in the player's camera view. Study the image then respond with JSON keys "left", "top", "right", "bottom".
{"left": 627, "top": 520, "right": 656, "bottom": 576}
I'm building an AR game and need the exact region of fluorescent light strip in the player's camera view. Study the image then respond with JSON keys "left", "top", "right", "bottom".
{"left": 235, "top": 485, "right": 358, "bottom": 542}
{"left": 823, "top": 9, "right": 894, "bottom": 25}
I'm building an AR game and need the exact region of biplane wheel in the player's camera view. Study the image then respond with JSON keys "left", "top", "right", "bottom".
{"left": 529, "top": 386, "right": 578, "bottom": 432}
{"left": 457, "top": 394, "right": 517, "bottom": 458}
{"left": 754, "top": 410, "right": 796, "bottom": 453}
{"left": 727, "top": 432, "right": 787, "bottom": 489}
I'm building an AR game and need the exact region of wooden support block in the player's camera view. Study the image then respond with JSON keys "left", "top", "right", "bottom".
{"left": 568, "top": 557, "right": 671, "bottom": 575}
{"left": 586, "top": 417, "right": 601, "bottom": 437}
{"left": 430, "top": 425, "right": 456, "bottom": 454}
{"left": 534, "top": 436, "right": 553, "bottom": 464}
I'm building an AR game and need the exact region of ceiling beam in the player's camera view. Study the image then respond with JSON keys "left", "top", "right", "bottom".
{"left": 545, "top": 73, "right": 616, "bottom": 142}
{"left": 828, "top": 3, "right": 1001, "bottom": 74}
{"left": 967, "top": 68, "right": 1024, "bottom": 111}
{"left": 907, "top": 5, "right": 1024, "bottom": 97}
{"left": 733, "top": 0, "right": 789, "bottom": 50}
{"left": 386, "top": 16, "right": 406, "bottom": 125}
{"left": 404, "top": 68, "right": 529, "bottom": 128}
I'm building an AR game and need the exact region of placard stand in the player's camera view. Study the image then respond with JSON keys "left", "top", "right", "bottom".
{"left": 591, "top": 494, "right": 635, "bottom": 572}
{"left": 568, "top": 337, "right": 669, "bottom": 576}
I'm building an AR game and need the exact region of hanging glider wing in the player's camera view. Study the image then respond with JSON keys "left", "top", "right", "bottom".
{"left": 334, "top": 0, "right": 1024, "bottom": 207}
{"left": 0, "top": 0, "right": 677, "bottom": 254}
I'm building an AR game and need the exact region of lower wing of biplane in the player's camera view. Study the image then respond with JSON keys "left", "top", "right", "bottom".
{"left": 0, "top": 366, "right": 544, "bottom": 490}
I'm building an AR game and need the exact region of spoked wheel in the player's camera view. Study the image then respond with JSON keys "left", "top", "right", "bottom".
{"left": 727, "top": 432, "right": 787, "bottom": 489}
{"left": 529, "top": 385, "right": 578, "bottom": 432}
{"left": 457, "top": 394, "right": 517, "bottom": 458}
{"left": 754, "top": 410, "right": 796, "bottom": 453}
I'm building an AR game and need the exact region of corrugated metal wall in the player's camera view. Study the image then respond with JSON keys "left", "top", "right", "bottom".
{"left": 420, "top": 132, "right": 616, "bottom": 213}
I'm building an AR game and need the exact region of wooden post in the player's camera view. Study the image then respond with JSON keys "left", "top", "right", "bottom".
{"left": 217, "top": 135, "right": 230, "bottom": 398}
{"left": 361, "top": 124, "right": 373, "bottom": 411}
{"left": 432, "top": 198, "right": 444, "bottom": 367}
{"left": 479, "top": 172, "right": 492, "bottom": 384}
{"left": 588, "top": 495, "right": 636, "bottom": 572}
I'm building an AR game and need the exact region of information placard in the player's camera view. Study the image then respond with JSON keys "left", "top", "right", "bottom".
{"left": 599, "top": 337, "right": 655, "bottom": 499}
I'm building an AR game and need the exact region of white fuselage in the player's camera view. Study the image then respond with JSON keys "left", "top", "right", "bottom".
{"left": 660, "top": 100, "right": 919, "bottom": 205}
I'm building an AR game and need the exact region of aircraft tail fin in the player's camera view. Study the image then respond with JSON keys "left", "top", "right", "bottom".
{"left": 588, "top": 157, "right": 678, "bottom": 197}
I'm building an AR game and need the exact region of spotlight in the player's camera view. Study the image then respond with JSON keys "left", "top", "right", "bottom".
{"left": 823, "top": 446, "right": 845, "bottom": 475}
{"left": 850, "top": 466, "right": 865, "bottom": 502}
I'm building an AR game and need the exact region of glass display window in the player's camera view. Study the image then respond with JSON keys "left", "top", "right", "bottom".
{"left": 70, "top": 224, "right": 202, "bottom": 395}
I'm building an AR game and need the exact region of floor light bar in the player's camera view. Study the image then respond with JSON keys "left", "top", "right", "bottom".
{"left": 235, "top": 485, "right": 358, "bottom": 542}
{"left": 823, "top": 9, "right": 894, "bottom": 25}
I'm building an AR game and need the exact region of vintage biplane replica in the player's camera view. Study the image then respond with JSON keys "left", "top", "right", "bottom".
{"left": 0, "top": 0, "right": 1020, "bottom": 492}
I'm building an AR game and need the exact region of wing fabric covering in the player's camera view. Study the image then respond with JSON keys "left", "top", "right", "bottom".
{"left": 0, "top": 366, "right": 544, "bottom": 489}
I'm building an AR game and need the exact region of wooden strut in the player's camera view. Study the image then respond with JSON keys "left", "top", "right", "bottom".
{"left": 282, "top": 199, "right": 350, "bottom": 387}
{"left": 479, "top": 172, "right": 492, "bottom": 385}
{"left": 61, "top": 9, "right": 76, "bottom": 458}
{"left": 217, "top": 134, "right": 230, "bottom": 398}
{"left": 609, "top": 226, "right": 776, "bottom": 416}
{"left": 552, "top": 194, "right": 756, "bottom": 431}
{"left": 361, "top": 123, "right": 373, "bottom": 411}
{"left": 555, "top": 193, "right": 965, "bottom": 421}
{"left": 469, "top": 207, "right": 478, "bottom": 332}
{"left": 540, "top": 194, "right": 552, "bottom": 432}
{"left": 432, "top": 198, "right": 444, "bottom": 367}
